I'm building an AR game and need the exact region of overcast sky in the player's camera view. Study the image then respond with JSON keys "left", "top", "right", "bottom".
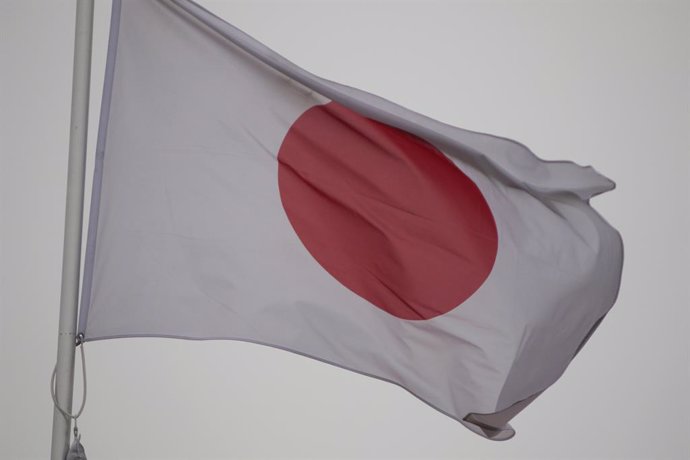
{"left": 1, "top": 1, "right": 688, "bottom": 459}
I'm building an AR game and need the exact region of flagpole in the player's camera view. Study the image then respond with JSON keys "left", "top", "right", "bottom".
{"left": 50, "top": 0, "right": 94, "bottom": 459}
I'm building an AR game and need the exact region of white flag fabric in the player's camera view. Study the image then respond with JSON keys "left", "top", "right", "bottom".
{"left": 79, "top": 0, "right": 623, "bottom": 440}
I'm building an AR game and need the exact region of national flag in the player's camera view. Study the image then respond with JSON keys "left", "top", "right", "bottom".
{"left": 79, "top": 0, "right": 623, "bottom": 440}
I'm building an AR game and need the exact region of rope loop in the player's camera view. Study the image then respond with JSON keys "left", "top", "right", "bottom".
{"left": 51, "top": 335, "right": 87, "bottom": 424}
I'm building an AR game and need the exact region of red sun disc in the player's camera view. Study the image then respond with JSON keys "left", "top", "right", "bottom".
{"left": 278, "top": 101, "right": 498, "bottom": 320}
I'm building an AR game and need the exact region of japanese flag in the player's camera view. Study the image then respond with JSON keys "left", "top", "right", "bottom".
{"left": 79, "top": 0, "right": 623, "bottom": 440}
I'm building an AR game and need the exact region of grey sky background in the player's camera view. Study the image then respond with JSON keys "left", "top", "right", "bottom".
{"left": 1, "top": 1, "right": 688, "bottom": 459}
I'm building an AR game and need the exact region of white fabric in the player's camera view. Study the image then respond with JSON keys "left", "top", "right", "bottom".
{"left": 79, "top": 0, "right": 623, "bottom": 440}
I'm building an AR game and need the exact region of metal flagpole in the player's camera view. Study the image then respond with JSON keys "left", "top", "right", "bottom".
{"left": 50, "top": 0, "right": 94, "bottom": 459}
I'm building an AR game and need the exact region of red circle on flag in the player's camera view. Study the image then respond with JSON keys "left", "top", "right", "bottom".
{"left": 278, "top": 102, "right": 498, "bottom": 320}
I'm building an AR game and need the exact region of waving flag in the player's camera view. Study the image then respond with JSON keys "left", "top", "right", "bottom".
{"left": 79, "top": 0, "right": 623, "bottom": 440}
